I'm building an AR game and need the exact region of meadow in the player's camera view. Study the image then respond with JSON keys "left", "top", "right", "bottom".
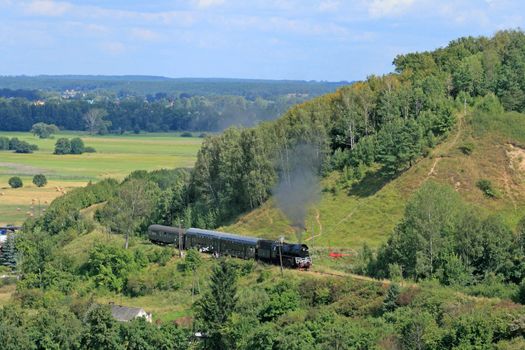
{"left": 0, "top": 131, "right": 202, "bottom": 225}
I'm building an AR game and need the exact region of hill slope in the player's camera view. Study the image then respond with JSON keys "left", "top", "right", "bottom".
{"left": 224, "top": 109, "right": 525, "bottom": 249}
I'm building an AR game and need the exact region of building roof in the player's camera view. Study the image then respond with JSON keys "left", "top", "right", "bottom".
{"left": 110, "top": 305, "right": 147, "bottom": 322}
{"left": 186, "top": 228, "right": 259, "bottom": 245}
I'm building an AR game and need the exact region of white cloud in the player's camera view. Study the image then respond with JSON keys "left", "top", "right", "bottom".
{"left": 131, "top": 28, "right": 161, "bottom": 42}
{"left": 194, "top": 0, "right": 225, "bottom": 9}
{"left": 23, "top": 0, "right": 72, "bottom": 16}
{"left": 319, "top": 0, "right": 340, "bottom": 12}
{"left": 368, "top": 0, "right": 415, "bottom": 18}
{"left": 101, "top": 41, "right": 126, "bottom": 55}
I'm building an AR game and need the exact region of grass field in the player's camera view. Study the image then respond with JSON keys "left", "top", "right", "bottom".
{"left": 0, "top": 132, "right": 202, "bottom": 225}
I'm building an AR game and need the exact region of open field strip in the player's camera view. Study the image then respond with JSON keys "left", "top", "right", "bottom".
{"left": 0, "top": 132, "right": 201, "bottom": 225}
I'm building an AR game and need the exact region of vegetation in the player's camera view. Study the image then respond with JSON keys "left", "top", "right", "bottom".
{"left": 30, "top": 122, "right": 59, "bottom": 139}
{"left": 0, "top": 132, "right": 200, "bottom": 225}
{"left": 8, "top": 176, "right": 23, "bottom": 189}
{"left": 54, "top": 137, "right": 93, "bottom": 155}
{"left": 0, "top": 136, "right": 38, "bottom": 153}
{"left": 31, "top": 174, "right": 47, "bottom": 187}
{"left": 3, "top": 30, "right": 525, "bottom": 349}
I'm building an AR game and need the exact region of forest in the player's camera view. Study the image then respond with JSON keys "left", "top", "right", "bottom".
{"left": 2, "top": 30, "right": 525, "bottom": 349}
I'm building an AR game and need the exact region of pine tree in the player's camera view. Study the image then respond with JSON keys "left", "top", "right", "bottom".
{"left": 194, "top": 259, "right": 238, "bottom": 350}
{"left": 382, "top": 283, "right": 400, "bottom": 314}
{"left": 0, "top": 233, "right": 17, "bottom": 268}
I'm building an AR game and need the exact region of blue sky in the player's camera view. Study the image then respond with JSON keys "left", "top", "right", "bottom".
{"left": 0, "top": 0, "right": 523, "bottom": 81}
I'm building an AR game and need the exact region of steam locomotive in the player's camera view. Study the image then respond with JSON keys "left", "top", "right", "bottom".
{"left": 148, "top": 225, "right": 312, "bottom": 269}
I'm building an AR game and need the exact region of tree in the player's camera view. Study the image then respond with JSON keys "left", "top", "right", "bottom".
{"left": 8, "top": 176, "right": 22, "bottom": 188}
{"left": 194, "top": 260, "right": 238, "bottom": 350}
{"left": 54, "top": 138, "right": 71, "bottom": 155}
{"left": 30, "top": 122, "right": 59, "bottom": 139}
{"left": 0, "top": 233, "right": 16, "bottom": 268}
{"left": 84, "top": 108, "right": 110, "bottom": 135}
{"left": 70, "top": 137, "right": 85, "bottom": 154}
{"left": 98, "top": 179, "right": 158, "bottom": 249}
{"left": 86, "top": 244, "right": 135, "bottom": 292}
{"left": 382, "top": 283, "right": 400, "bottom": 313}
{"left": 13, "top": 141, "right": 35, "bottom": 154}
{"left": 81, "top": 304, "right": 123, "bottom": 350}
{"left": 32, "top": 174, "right": 47, "bottom": 187}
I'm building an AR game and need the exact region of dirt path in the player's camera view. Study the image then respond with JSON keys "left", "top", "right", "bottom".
{"left": 305, "top": 209, "right": 323, "bottom": 242}
{"left": 501, "top": 169, "right": 518, "bottom": 210}
{"left": 424, "top": 112, "right": 465, "bottom": 181}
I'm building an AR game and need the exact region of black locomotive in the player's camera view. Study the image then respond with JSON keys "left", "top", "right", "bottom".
{"left": 148, "top": 225, "right": 312, "bottom": 269}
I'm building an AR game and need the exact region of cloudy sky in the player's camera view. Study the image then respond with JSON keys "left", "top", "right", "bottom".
{"left": 0, "top": 0, "right": 523, "bottom": 81}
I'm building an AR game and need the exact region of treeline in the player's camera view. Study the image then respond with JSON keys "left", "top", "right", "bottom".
{"left": 0, "top": 76, "right": 347, "bottom": 98}
{"left": 0, "top": 94, "right": 312, "bottom": 132}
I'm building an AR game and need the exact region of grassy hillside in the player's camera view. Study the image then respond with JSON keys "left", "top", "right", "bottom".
{"left": 224, "top": 109, "right": 525, "bottom": 250}
{"left": 0, "top": 132, "right": 201, "bottom": 225}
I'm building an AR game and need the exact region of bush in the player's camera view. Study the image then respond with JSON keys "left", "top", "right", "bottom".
{"left": 70, "top": 137, "right": 85, "bottom": 154}
{"left": 0, "top": 136, "right": 10, "bottom": 150}
{"left": 14, "top": 140, "right": 35, "bottom": 153}
{"left": 459, "top": 142, "right": 474, "bottom": 155}
{"left": 84, "top": 146, "right": 96, "bottom": 153}
{"left": 54, "top": 138, "right": 71, "bottom": 155}
{"left": 476, "top": 179, "right": 497, "bottom": 198}
{"left": 180, "top": 132, "right": 193, "bottom": 137}
{"left": 198, "top": 133, "right": 208, "bottom": 138}
{"left": 32, "top": 174, "right": 47, "bottom": 187}
{"left": 8, "top": 176, "right": 23, "bottom": 188}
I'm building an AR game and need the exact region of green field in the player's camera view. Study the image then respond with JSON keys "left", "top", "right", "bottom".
{"left": 0, "top": 132, "right": 202, "bottom": 225}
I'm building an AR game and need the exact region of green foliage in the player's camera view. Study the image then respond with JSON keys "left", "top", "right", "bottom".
{"left": 476, "top": 178, "right": 497, "bottom": 198}
{"left": 372, "top": 181, "right": 525, "bottom": 287}
{"left": 259, "top": 283, "right": 300, "bottom": 321}
{"left": 32, "top": 173, "right": 47, "bottom": 187}
{"left": 459, "top": 142, "right": 474, "bottom": 155}
{"left": 54, "top": 137, "right": 92, "bottom": 155}
{"left": 194, "top": 259, "right": 238, "bottom": 350}
{"left": 119, "top": 317, "right": 188, "bottom": 350}
{"left": 182, "top": 248, "right": 202, "bottom": 272}
{"left": 30, "top": 122, "right": 59, "bottom": 139}
{"left": 54, "top": 137, "right": 71, "bottom": 155}
{"left": 69, "top": 137, "right": 85, "bottom": 154}
{"left": 81, "top": 304, "right": 123, "bottom": 349}
{"left": 8, "top": 176, "right": 23, "bottom": 188}
{"left": 86, "top": 244, "right": 136, "bottom": 292}
{"left": 97, "top": 178, "right": 159, "bottom": 248}
{"left": 29, "top": 178, "right": 119, "bottom": 235}
{"left": 382, "top": 284, "right": 400, "bottom": 314}
{"left": 0, "top": 233, "right": 17, "bottom": 268}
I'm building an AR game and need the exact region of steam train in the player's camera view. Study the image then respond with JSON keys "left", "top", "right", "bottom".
{"left": 148, "top": 225, "right": 312, "bottom": 269}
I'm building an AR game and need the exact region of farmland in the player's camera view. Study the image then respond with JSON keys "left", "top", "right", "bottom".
{"left": 0, "top": 132, "right": 202, "bottom": 225}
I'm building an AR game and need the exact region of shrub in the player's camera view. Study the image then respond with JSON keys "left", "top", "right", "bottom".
{"left": 14, "top": 141, "right": 35, "bottom": 153}
{"left": 30, "top": 122, "right": 59, "bottom": 139}
{"left": 32, "top": 174, "right": 47, "bottom": 187}
{"left": 180, "top": 132, "right": 193, "bottom": 137}
{"left": 459, "top": 142, "right": 474, "bottom": 155}
{"left": 84, "top": 146, "right": 96, "bottom": 153}
{"left": 69, "top": 137, "right": 85, "bottom": 154}
{"left": 0, "top": 136, "right": 10, "bottom": 150}
{"left": 54, "top": 138, "right": 71, "bottom": 155}
{"left": 8, "top": 176, "right": 23, "bottom": 188}
{"left": 198, "top": 133, "right": 208, "bottom": 138}
{"left": 476, "top": 179, "right": 497, "bottom": 198}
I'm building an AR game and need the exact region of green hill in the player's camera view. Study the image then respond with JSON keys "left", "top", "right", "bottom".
{"left": 224, "top": 108, "right": 525, "bottom": 250}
